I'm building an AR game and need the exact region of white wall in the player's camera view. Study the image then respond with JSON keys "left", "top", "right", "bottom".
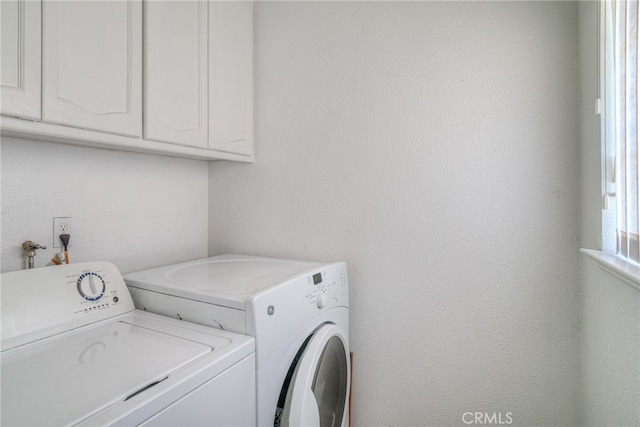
{"left": 580, "top": 257, "right": 640, "bottom": 426}
{"left": 578, "top": 2, "right": 640, "bottom": 425}
{"left": 209, "top": 2, "right": 580, "bottom": 426}
{"left": 1, "top": 138, "right": 209, "bottom": 273}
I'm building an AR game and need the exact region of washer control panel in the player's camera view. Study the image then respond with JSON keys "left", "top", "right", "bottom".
{"left": 1, "top": 261, "right": 135, "bottom": 349}
{"left": 65, "top": 264, "right": 132, "bottom": 315}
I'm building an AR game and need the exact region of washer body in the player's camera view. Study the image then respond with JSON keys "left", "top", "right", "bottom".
{"left": 1, "top": 261, "right": 255, "bottom": 426}
{"left": 125, "top": 254, "right": 350, "bottom": 427}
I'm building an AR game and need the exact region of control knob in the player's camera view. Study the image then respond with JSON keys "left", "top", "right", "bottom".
{"left": 317, "top": 293, "right": 328, "bottom": 309}
{"left": 77, "top": 272, "right": 105, "bottom": 301}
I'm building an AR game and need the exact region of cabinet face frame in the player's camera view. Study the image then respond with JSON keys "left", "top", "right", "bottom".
{"left": 42, "top": 0, "right": 142, "bottom": 137}
{"left": 143, "top": 0, "right": 208, "bottom": 149}
{"left": 1, "top": 0, "right": 41, "bottom": 120}
{"left": 208, "top": 0, "right": 253, "bottom": 156}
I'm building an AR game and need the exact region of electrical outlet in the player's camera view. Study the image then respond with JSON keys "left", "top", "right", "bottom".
{"left": 53, "top": 217, "right": 72, "bottom": 248}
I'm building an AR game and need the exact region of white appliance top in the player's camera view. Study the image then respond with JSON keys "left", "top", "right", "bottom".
{"left": 124, "top": 254, "right": 323, "bottom": 309}
{"left": 1, "top": 262, "right": 255, "bottom": 426}
{"left": 124, "top": 255, "right": 349, "bottom": 371}
{"left": 3, "top": 316, "right": 208, "bottom": 426}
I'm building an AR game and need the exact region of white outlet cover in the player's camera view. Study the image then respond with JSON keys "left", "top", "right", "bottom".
{"left": 53, "top": 217, "right": 72, "bottom": 248}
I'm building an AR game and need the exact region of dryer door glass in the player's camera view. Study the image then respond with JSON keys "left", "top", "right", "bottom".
{"left": 279, "top": 324, "right": 349, "bottom": 427}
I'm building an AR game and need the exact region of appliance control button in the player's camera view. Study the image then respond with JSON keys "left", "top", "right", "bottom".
{"left": 317, "top": 293, "right": 327, "bottom": 309}
{"left": 77, "top": 273, "right": 106, "bottom": 301}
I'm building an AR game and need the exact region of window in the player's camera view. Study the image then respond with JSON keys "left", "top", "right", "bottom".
{"left": 602, "top": 0, "right": 640, "bottom": 264}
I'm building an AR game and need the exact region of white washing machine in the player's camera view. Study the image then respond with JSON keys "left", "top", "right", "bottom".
{"left": 1, "top": 261, "right": 256, "bottom": 427}
{"left": 124, "top": 254, "right": 350, "bottom": 427}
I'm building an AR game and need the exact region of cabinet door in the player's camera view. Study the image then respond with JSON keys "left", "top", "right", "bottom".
{"left": 43, "top": 1, "right": 142, "bottom": 137}
{"left": 144, "top": 0, "right": 207, "bottom": 148}
{"left": 209, "top": 0, "right": 253, "bottom": 156}
{"left": 1, "top": 0, "right": 41, "bottom": 120}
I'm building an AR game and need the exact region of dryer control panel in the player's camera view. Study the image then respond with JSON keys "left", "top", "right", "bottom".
{"left": 1, "top": 262, "right": 135, "bottom": 350}
{"left": 247, "top": 261, "right": 349, "bottom": 369}
{"left": 302, "top": 267, "right": 348, "bottom": 309}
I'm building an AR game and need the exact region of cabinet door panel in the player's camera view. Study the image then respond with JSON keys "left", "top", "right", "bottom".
{"left": 1, "top": 0, "right": 41, "bottom": 119}
{"left": 209, "top": 0, "right": 253, "bottom": 155}
{"left": 43, "top": 0, "right": 142, "bottom": 137}
{"left": 144, "top": 0, "right": 207, "bottom": 148}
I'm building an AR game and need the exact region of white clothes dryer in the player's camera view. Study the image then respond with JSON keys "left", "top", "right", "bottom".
{"left": 1, "top": 262, "right": 255, "bottom": 427}
{"left": 124, "top": 254, "right": 350, "bottom": 427}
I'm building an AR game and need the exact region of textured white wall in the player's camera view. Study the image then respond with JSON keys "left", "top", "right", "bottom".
{"left": 578, "top": 2, "right": 640, "bottom": 425}
{"left": 1, "top": 138, "right": 209, "bottom": 273}
{"left": 209, "top": 2, "right": 580, "bottom": 425}
{"left": 580, "top": 258, "right": 640, "bottom": 425}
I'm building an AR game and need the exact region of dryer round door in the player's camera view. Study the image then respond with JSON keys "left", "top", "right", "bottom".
{"left": 279, "top": 324, "right": 350, "bottom": 427}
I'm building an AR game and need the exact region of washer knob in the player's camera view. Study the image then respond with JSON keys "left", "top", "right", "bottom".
{"left": 317, "top": 293, "right": 328, "bottom": 309}
{"left": 78, "top": 273, "right": 106, "bottom": 301}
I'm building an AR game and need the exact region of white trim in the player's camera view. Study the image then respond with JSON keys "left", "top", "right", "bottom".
{"left": 580, "top": 248, "right": 640, "bottom": 291}
{"left": 0, "top": 115, "right": 252, "bottom": 162}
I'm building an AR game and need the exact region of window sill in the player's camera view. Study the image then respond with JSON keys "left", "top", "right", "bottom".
{"left": 580, "top": 248, "right": 640, "bottom": 291}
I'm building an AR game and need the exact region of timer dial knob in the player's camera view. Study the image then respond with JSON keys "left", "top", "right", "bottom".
{"left": 317, "top": 293, "right": 328, "bottom": 309}
{"left": 77, "top": 272, "right": 106, "bottom": 301}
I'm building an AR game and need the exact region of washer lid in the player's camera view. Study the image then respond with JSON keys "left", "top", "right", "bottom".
{"left": 1, "top": 320, "right": 210, "bottom": 427}
{"left": 124, "top": 255, "right": 321, "bottom": 309}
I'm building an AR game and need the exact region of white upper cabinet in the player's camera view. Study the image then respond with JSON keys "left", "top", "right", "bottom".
{"left": 1, "top": 0, "right": 41, "bottom": 120}
{"left": 1, "top": 0, "right": 252, "bottom": 161}
{"left": 42, "top": 0, "right": 142, "bottom": 137}
{"left": 209, "top": 0, "right": 253, "bottom": 156}
{"left": 144, "top": 1, "right": 208, "bottom": 148}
